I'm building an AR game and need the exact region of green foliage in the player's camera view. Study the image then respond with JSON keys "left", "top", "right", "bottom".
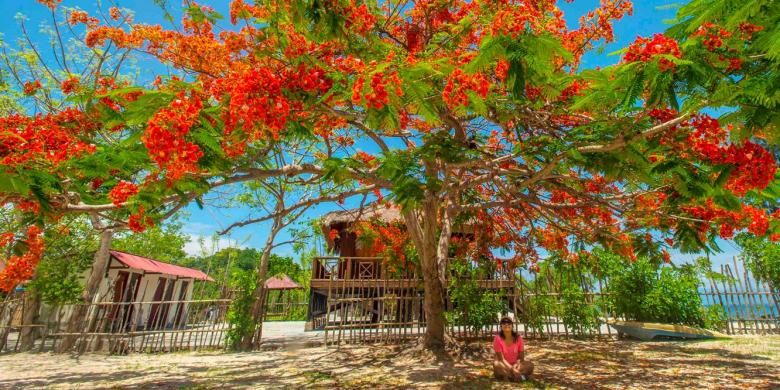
{"left": 735, "top": 233, "right": 780, "bottom": 290}
{"left": 522, "top": 260, "right": 602, "bottom": 336}
{"left": 522, "top": 293, "right": 554, "bottom": 335}
{"left": 560, "top": 284, "right": 600, "bottom": 336}
{"left": 599, "top": 255, "right": 713, "bottom": 328}
{"left": 28, "top": 218, "right": 98, "bottom": 304}
{"left": 641, "top": 266, "right": 706, "bottom": 327}
{"left": 112, "top": 220, "right": 190, "bottom": 263}
{"left": 225, "top": 269, "right": 257, "bottom": 350}
{"left": 184, "top": 247, "right": 309, "bottom": 301}
{"left": 446, "top": 259, "right": 508, "bottom": 333}
{"left": 702, "top": 304, "right": 728, "bottom": 331}
{"left": 605, "top": 258, "right": 657, "bottom": 319}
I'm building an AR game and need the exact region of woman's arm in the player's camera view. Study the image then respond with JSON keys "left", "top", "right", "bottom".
{"left": 495, "top": 352, "right": 512, "bottom": 367}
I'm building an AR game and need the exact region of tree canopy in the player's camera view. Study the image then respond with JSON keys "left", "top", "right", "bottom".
{"left": 0, "top": 0, "right": 778, "bottom": 348}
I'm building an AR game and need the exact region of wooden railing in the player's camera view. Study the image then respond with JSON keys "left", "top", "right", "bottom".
{"left": 313, "top": 256, "right": 417, "bottom": 280}
{"left": 312, "top": 256, "right": 515, "bottom": 282}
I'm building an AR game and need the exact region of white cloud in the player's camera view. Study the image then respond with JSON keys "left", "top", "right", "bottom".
{"left": 184, "top": 235, "right": 248, "bottom": 257}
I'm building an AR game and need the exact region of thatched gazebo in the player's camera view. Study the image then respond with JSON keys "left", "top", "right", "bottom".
{"left": 263, "top": 274, "right": 304, "bottom": 320}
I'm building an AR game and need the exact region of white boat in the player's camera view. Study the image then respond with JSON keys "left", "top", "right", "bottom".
{"left": 608, "top": 321, "right": 729, "bottom": 341}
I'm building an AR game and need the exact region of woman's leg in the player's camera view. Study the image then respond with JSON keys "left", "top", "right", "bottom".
{"left": 493, "top": 360, "right": 512, "bottom": 380}
{"left": 516, "top": 360, "right": 534, "bottom": 376}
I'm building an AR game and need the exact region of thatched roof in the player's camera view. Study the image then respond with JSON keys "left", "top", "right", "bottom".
{"left": 320, "top": 203, "right": 402, "bottom": 233}
{"left": 264, "top": 274, "right": 302, "bottom": 290}
{"left": 320, "top": 203, "right": 481, "bottom": 237}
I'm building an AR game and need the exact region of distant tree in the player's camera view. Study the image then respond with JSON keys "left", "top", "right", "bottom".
{"left": 111, "top": 220, "right": 190, "bottom": 263}
{"left": 735, "top": 233, "right": 780, "bottom": 291}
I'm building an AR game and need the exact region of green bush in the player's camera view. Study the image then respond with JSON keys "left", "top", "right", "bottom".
{"left": 225, "top": 270, "right": 257, "bottom": 349}
{"left": 702, "top": 304, "right": 728, "bottom": 331}
{"left": 522, "top": 294, "right": 554, "bottom": 335}
{"left": 605, "top": 258, "right": 656, "bottom": 321}
{"left": 446, "top": 259, "right": 508, "bottom": 333}
{"left": 603, "top": 257, "right": 712, "bottom": 328}
{"left": 735, "top": 233, "right": 780, "bottom": 291}
{"left": 560, "top": 285, "right": 600, "bottom": 336}
{"left": 640, "top": 267, "right": 705, "bottom": 327}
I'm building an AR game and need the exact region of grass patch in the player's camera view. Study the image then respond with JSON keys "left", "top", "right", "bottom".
{"left": 303, "top": 370, "right": 334, "bottom": 385}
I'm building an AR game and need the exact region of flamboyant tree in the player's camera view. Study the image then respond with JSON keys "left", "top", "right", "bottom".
{"left": 1, "top": 0, "right": 778, "bottom": 350}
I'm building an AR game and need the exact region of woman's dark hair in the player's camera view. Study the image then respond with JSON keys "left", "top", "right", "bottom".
{"left": 498, "top": 316, "right": 518, "bottom": 340}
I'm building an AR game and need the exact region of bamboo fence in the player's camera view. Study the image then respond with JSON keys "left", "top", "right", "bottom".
{"left": 318, "top": 256, "right": 779, "bottom": 345}
{"left": 2, "top": 257, "right": 778, "bottom": 353}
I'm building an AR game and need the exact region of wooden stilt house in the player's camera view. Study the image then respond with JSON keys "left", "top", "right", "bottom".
{"left": 306, "top": 204, "right": 515, "bottom": 331}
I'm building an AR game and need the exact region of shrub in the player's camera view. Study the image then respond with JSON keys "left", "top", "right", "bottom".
{"left": 603, "top": 257, "right": 711, "bottom": 328}
{"left": 560, "top": 284, "right": 600, "bottom": 336}
{"left": 446, "top": 259, "right": 508, "bottom": 333}
{"left": 702, "top": 304, "right": 728, "bottom": 331}
{"left": 225, "top": 269, "right": 256, "bottom": 349}
{"left": 640, "top": 266, "right": 705, "bottom": 327}
{"left": 735, "top": 233, "right": 780, "bottom": 291}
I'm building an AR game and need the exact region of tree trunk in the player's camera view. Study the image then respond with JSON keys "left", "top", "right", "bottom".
{"left": 58, "top": 229, "right": 113, "bottom": 353}
{"left": 421, "top": 248, "right": 447, "bottom": 349}
{"left": 239, "top": 217, "right": 282, "bottom": 350}
{"left": 403, "top": 196, "right": 449, "bottom": 350}
{"left": 19, "top": 291, "right": 40, "bottom": 351}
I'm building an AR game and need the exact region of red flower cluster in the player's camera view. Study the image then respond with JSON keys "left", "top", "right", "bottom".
{"left": 354, "top": 151, "right": 378, "bottom": 168}
{"left": 0, "top": 108, "right": 97, "bottom": 168}
{"left": 685, "top": 200, "right": 771, "bottom": 239}
{"left": 23, "top": 80, "right": 42, "bottom": 96}
{"left": 714, "top": 141, "right": 777, "bottom": 197}
{"left": 649, "top": 111, "right": 777, "bottom": 196}
{"left": 442, "top": 69, "right": 489, "bottom": 109}
{"left": 562, "top": 0, "right": 633, "bottom": 66}
{"left": 356, "top": 220, "right": 410, "bottom": 265}
{"left": 351, "top": 70, "right": 403, "bottom": 110}
{"left": 538, "top": 227, "right": 569, "bottom": 254}
{"left": 60, "top": 76, "right": 80, "bottom": 94}
{"left": 17, "top": 200, "right": 41, "bottom": 214}
{"left": 623, "top": 34, "right": 681, "bottom": 71}
{"left": 738, "top": 22, "right": 764, "bottom": 39}
{"left": 0, "top": 225, "right": 44, "bottom": 292}
{"left": 127, "top": 207, "right": 154, "bottom": 233}
{"left": 142, "top": 92, "right": 204, "bottom": 182}
{"left": 558, "top": 79, "right": 588, "bottom": 101}
{"left": 229, "top": 0, "right": 267, "bottom": 24}
{"left": 490, "top": 2, "right": 543, "bottom": 38}
{"left": 216, "top": 68, "right": 291, "bottom": 155}
{"left": 293, "top": 64, "right": 333, "bottom": 94}
{"left": 35, "top": 0, "right": 61, "bottom": 10}
{"left": 108, "top": 181, "right": 139, "bottom": 206}
{"left": 109, "top": 7, "right": 122, "bottom": 21}
{"left": 344, "top": 3, "right": 376, "bottom": 36}
{"left": 495, "top": 60, "right": 509, "bottom": 82}
{"left": 691, "top": 23, "right": 732, "bottom": 52}
{"left": 69, "top": 10, "right": 99, "bottom": 27}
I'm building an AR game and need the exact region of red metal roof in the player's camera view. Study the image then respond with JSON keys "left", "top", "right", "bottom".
{"left": 110, "top": 250, "right": 214, "bottom": 281}
{"left": 264, "top": 274, "right": 302, "bottom": 290}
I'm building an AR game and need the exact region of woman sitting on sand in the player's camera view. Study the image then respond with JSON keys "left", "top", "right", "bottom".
{"left": 493, "top": 316, "right": 534, "bottom": 381}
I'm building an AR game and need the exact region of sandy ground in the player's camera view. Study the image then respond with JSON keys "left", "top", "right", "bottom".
{"left": 0, "top": 336, "right": 778, "bottom": 389}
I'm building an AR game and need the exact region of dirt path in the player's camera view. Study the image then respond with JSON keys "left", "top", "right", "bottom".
{"left": 0, "top": 336, "right": 778, "bottom": 389}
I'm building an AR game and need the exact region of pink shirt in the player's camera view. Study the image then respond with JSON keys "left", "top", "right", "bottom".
{"left": 493, "top": 334, "right": 524, "bottom": 365}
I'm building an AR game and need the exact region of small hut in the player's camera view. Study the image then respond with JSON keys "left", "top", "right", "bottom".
{"left": 263, "top": 274, "right": 304, "bottom": 320}
{"left": 320, "top": 203, "right": 403, "bottom": 257}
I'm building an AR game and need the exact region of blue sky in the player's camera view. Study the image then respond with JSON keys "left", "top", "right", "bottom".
{"left": 0, "top": 0, "right": 741, "bottom": 265}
